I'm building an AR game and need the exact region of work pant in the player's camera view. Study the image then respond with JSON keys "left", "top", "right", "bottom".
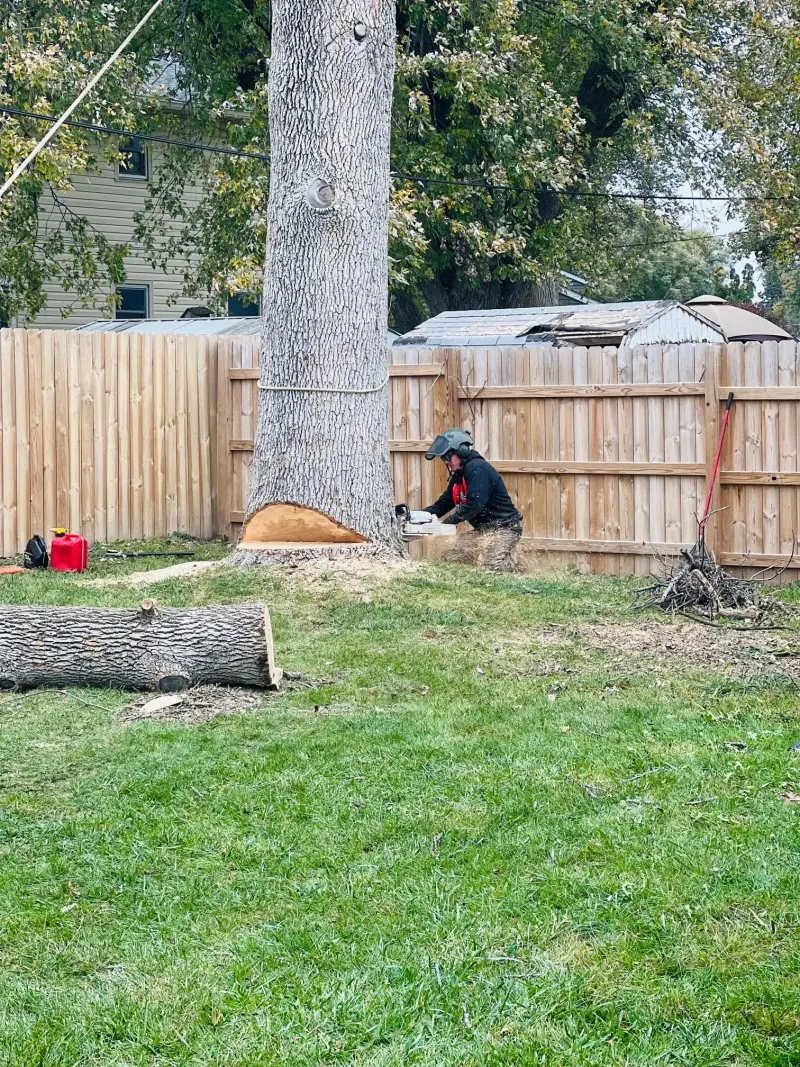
{"left": 441, "top": 522, "right": 523, "bottom": 572}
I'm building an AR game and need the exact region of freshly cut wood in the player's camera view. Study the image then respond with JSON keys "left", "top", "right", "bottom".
{"left": 0, "top": 603, "right": 282, "bottom": 692}
{"left": 242, "top": 503, "right": 366, "bottom": 544}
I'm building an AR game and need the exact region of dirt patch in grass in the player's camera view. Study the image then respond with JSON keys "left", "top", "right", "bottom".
{"left": 573, "top": 619, "right": 800, "bottom": 683}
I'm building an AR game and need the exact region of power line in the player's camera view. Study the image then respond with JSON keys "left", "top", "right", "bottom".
{"left": 0, "top": 0, "right": 167, "bottom": 200}
{"left": 0, "top": 106, "right": 271, "bottom": 164}
{"left": 3, "top": 104, "right": 799, "bottom": 204}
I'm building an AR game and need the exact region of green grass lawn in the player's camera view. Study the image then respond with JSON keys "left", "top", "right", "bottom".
{"left": 1, "top": 550, "right": 799, "bottom": 1066}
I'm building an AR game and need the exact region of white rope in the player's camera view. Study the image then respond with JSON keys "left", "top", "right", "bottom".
{"left": 259, "top": 373, "right": 390, "bottom": 395}
{"left": 0, "top": 0, "right": 167, "bottom": 202}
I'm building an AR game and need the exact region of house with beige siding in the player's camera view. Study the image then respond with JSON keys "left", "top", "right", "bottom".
{"left": 13, "top": 63, "right": 260, "bottom": 330}
{"left": 21, "top": 137, "right": 226, "bottom": 329}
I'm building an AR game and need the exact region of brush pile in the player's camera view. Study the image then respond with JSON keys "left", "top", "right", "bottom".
{"left": 633, "top": 542, "right": 785, "bottom": 626}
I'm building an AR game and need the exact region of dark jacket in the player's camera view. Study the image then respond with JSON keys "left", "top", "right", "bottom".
{"left": 425, "top": 451, "right": 523, "bottom": 530}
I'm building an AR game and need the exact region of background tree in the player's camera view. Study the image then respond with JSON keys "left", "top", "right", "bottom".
{"left": 1, "top": 0, "right": 797, "bottom": 325}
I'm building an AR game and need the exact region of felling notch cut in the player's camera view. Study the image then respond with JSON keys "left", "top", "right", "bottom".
{"left": 0, "top": 602, "right": 282, "bottom": 691}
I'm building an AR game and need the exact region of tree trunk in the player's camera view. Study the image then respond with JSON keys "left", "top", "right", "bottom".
{"left": 0, "top": 604, "right": 282, "bottom": 692}
{"left": 244, "top": 0, "right": 400, "bottom": 549}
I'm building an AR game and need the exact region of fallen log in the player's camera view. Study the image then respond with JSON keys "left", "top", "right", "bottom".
{"left": 0, "top": 602, "right": 282, "bottom": 692}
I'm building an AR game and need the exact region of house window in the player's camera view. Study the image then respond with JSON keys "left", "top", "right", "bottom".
{"left": 118, "top": 137, "right": 148, "bottom": 179}
{"left": 227, "top": 293, "right": 261, "bottom": 317}
{"left": 115, "top": 285, "right": 149, "bottom": 320}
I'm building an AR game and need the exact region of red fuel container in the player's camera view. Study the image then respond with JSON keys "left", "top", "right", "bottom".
{"left": 50, "top": 532, "right": 89, "bottom": 573}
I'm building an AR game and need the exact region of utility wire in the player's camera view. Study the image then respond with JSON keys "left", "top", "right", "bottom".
{"left": 0, "top": 0, "right": 168, "bottom": 201}
{"left": 0, "top": 106, "right": 271, "bottom": 164}
{"left": 2, "top": 103, "right": 799, "bottom": 204}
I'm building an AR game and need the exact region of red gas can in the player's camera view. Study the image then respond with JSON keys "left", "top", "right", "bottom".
{"left": 50, "top": 531, "right": 89, "bottom": 573}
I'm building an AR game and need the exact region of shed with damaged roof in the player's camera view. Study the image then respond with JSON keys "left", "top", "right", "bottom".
{"left": 394, "top": 300, "right": 726, "bottom": 348}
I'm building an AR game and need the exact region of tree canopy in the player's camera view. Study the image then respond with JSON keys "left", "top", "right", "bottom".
{"left": 0, "top": 0, "right": 798, "bottom": 326}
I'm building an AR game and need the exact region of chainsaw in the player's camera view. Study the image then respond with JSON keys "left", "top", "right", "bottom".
{"left": 395, "top": 504, "right": 458, "bottom": 540}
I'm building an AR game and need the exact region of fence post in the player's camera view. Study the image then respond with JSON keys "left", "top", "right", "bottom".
{"left": 703, "top": 343, "right": 722, "bottom": 554}
{"left": 216, "top": 340, "right": 233, "bottom": 540}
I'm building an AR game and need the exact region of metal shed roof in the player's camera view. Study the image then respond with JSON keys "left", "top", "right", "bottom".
{"left": 76, "top": 318, "right": 402, "bottom": 345}
{"left": 395, "top": 300, "right": 724, "bottom": 348}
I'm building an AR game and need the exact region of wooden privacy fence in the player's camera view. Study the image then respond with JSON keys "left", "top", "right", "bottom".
{"left": 3, "top": 328, "right": 800, "bottom": 577}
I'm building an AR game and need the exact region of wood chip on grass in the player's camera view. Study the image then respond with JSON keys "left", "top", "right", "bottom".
{"left": 120, "top": 685, "right": 274, "bottom": 724}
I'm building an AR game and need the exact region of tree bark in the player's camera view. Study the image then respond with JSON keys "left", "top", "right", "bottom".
{"left": 0, "top": 604, "right": 282, "bottom": 692}
{"left": 246, "top": 0, "right": 400, "bottom": 549}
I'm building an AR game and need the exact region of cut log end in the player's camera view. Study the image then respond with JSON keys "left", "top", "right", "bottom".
{"left": 241, "top": 503, "right": 367, "bottom": 546}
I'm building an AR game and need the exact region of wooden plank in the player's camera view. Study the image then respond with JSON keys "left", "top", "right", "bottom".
{"left": 617, "top": 345, "right": 635, "bottom": 577}
{"left": 678, "top": 343, "right": 698, "bottom": 544}
{"left": 186, "top": 336, "right": 202, "bottom": 536}
{"left": 41, "top": 330, "right": 57, "bottom": 538}
{"left": 116, "top": 334, "right": 131, "bottom": 539}
{"left": 602, "top": 345, "right": 619, "bottom": 575}
{"left": 523, "top": 536, "right": 692, "bottom": 556}
{"left": 663, "top": 344, "right": 682, "bottom": 545}
{"left": 27, "top": 330, "right": 44, "bottom": 542}
{"left": 559, "top": 347, "right": 576, "bottom": 547}
{"left": 721, "top": 471, "right": 800, "bottom": 485}
{"left": 719, "top": 552, "right": 800, "bottom": 568}
{"left": 725, "top": 342, "right": 746, "bottom": 554}
{"left": 13, "top": 330, "right": 29, "bottom": 553}
{"left": 442, "top": 349, "right": 461, "bottom": 429}
{"left": 197, "top": 339, "right": 213, "bottom": 540}
{"left": 67, "top": 331, "right": 81, "bottom": 533}
{"left": 777, "top": 340, "right": 797, "bottom": 556}
{"left": 631, "top": 345, "right": 650, "bottom": 576}
{"left": 544, "top": 348, "right": 560, "bottom": 544}
{"left": 717, "top": 386, "right": 800, "bottom": 400}
{"left": 54, "top": 332, "right": 70, "bottom": 535}
{"left": 175, "top": 336, "right": 189, "bottom": 534}
{"left": 647, "top": 346, "right": 666, "bottom": 560}
{"left": 703, "top": 344, "right": 722, "bottom": 555}
{"left": 0, "top": 331, "right": 17, "bottom": 556}
{"left": 390, "top": 363, "right": 444, "bottom": 378}
{"left": 222, "top": 448, "right": 704, "bottom": 475}
{"left": 165, "top": 335, "right": 178, "bottom": 536}
{"left": 744, "top": 341, "right": 763, "bottom": 558}
{"left": 515, "top": 347, "right": 533, "bottom": 539}
{"left": 572, "top": 347, "right": 590, "bottom": 572}
{"left": 152, "top": 335, "right": 166, "bottom": 538}
{"left": 404, "top": 348, "right": 422, "bottom": 509}
{"left": 587, "top": 347, "right": 605, "bottom": 573}
{"left": 77, "top": 334, "right": 95, "bottom": 542}
{"left": 104, "top": 333, "right": 119, "bottom": 544}
{"left": 129, "top": 332, "right": 143, "bottom": 541}
{"left": 391, "top": 345, "right": 407, "bottom": 506}
{"left": 457, "top": 383, "right": 705, "bottom": 399}
{"left": 228, "top": 368, "right": 262, "bottom": 380}
{"left": 140, "top": 334, "right": 155, "bottom": 540}
{"left": 91, "top": 331, "right": 107, "bottom": 544}
{"left": 761, "top": 342, "right": 780, "bottom": 557}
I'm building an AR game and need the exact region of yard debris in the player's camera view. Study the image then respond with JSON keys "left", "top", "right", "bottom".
{"left": 633, "top": 542, "right": 787, "bottom": 628}
{"left": 121, "top": 684, "right": 273, "bottom": 724}
{"left": 138, "top": 694, "right": 184, "bottom": 717}
{"left": 779, "top": 791, "right": 800, "bottom": 804}
{"left": 0, "top": 565, "right": 23, "bottom": 576}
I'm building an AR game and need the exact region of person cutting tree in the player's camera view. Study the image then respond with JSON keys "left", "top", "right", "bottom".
{"left": 420, "top": 428, "right": 523, "bottom": 571}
